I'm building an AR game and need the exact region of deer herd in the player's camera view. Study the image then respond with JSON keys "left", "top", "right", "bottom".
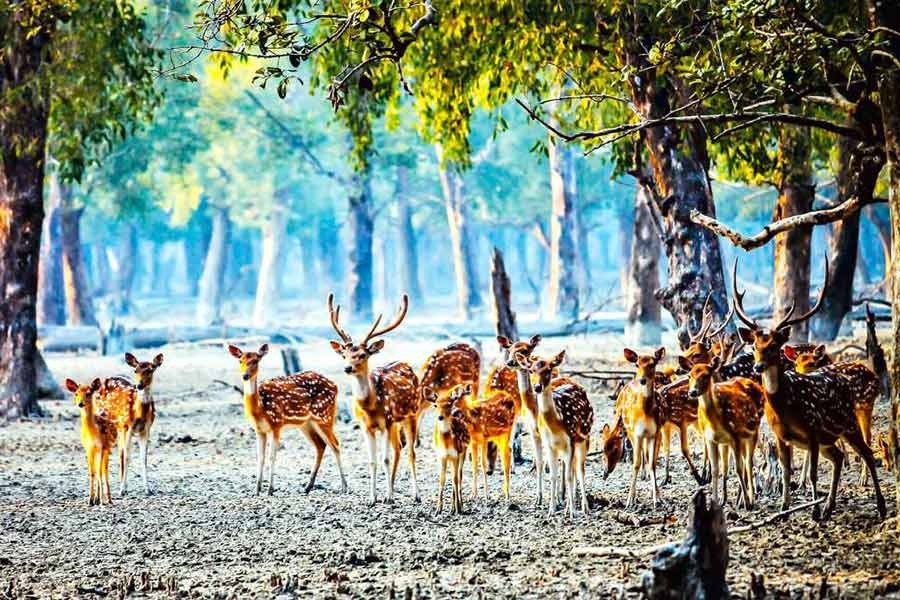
{"left": 66, "top": 264, "right": 892, "bottom": 524}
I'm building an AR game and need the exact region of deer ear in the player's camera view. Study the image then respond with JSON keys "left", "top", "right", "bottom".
{"left": 775, "top": 327, "right": 792, "bottom": 345}
{"left": 258, "top": 344, "right": 269, "bottom": 356}
{"left": 678, "top": 356, "right": 692, "bottom": 372}
{"left": 783, "top": 345, "right": 798, "bottom": 361}
{"left": 124, "top": 353, "right": 138, "bottom": 367}
{"left": 367, "top": 339, "right": 385, "bottom": 355}
{"left": 228, "top": 345, "right": 243, "bottom": 359}
{"left": 654, "top": 346, "right": 666, "bottom": 361}
{"left": 710, "top": 355, "right": 721, "bottom": 371}
{"left": 91, "top": 378, "right": 102, "bottom": 391}
{"left": 329, "top": 340, "right": 344, "bottom": 354}
{"left": 153, "top": 353, "right": 164, "bottom": 367}
{"left": 528, "top": 334, "right": 542, "bottom": 348}
{"left": 737, "top": 327, "right": 754, "bottom": 343}
{"left": 422, "top": 387, "right": 437, "bottom": 405}
{"left": 623, "top": 348, "right": 639, "bottom": 363}
{"left": 496, "top": 335, "right": 511, "bottom": 349}
{"left": 464, "top": 383, "right": 473, "bottom": 395}
{"left": 514, "top": 352, "right": 530, "bottom": 369}
{"left": 601, "top": 423, "right": 610, "bottom": 436}
{"left": 552, "top": 350, "right": 566, "bottom": 367}
{"left": 65, "top": 378, "right": 79, "bottom": 393}
{"left": 814, "top": 344, "right": 826, "bottom": 358}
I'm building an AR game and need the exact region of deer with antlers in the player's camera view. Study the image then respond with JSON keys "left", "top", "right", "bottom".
{"left": 516, "top": 350, "right": 593, "bottom": 517}
{"left": 227, "top": 343, "right": 347, "bottom": 496}
{"left": 328, "top": 294, "right": 421, "bottom": 505}
{"left": 733, "top": 259, "right": 887, "bottom": 520}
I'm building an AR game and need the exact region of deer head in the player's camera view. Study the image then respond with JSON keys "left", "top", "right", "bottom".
{"left": 227, "top": 344, "right": 269, "bottom": 382}
{"left": 783, "top": 344, "right": 830, "bottom": 374}
{"left": 125, "top": 352, "right": 164, "bottom": 391}
{"left": 498, "top": 334, "right": 542, "bottom": 368}
{"left": 733, "top": 257, "right": 828, "bottom": 379}
{"left": 65, "top": 377, "right": 102, "bottom": 408}
{"left": 686, "top": 356, "right": 722, "bottom": 399}
{"left": 516, "top": 350, "right": 566, "bottom": 393}
{"left": 600, "top": 415, "right": 626, "bottom": 479}
{"left": 328, "top": 293, "right": 408, "bottom": 376}
{"left": 624, "top": 347, "right": 666, "bottom": 393}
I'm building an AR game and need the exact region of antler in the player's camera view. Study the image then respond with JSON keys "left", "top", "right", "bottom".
{"left": 327, "top": 293, "right": 352, "bottom": 344}
{"left": 362, "top": 294, "right": 409, "bottom": 346}
{"left": 773, "top": 256, "right": 829, "bottom": 332}
{"left": 732, "top": 257, "right": 759, "bottom": 330}
{"left": 707, "top": 298, "right": 735, "bottom": 340}
{"left": 687, "top": 294, "right": 715, "bottom": 345}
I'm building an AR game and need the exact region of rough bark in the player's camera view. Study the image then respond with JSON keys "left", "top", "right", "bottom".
{"left": 865, "top": 205, "right": 891, "bottom": 288}
{"left": 0, "top": 17, "right": 50, "bottom": 418}
{"left": 547, "top": 128, "right": 580, "bottom": 320}
{"left": 623, "top": 47, "right": 729, "bottom": 346}
{"left": 436, "top": 145, "right": 482, "bottom": 319}
{"left": 60, "top": 199, "right": 97, "bottom": 326}
{"left": 347, "top": 168, "right": 374, "bottom": 320}
{"left": 625, "top": 185, "right": 662, "bottom": 346}
{"left": 618, "top": 208, "right": 633, "bottom": 296}
{"left": 252, "top": 209, "right": 287, "bottom": 327}
{"left": 810, "top": 106, "right": 883, "bottom": 340}
{"left": 35, "top": 350, "right": 63, "bottom": 399}
{"left": 773, "top": 122, "right": 814, "bottom": 342}
{"left": 490, "top": 247, "right": 518, "bottom": 342}
{"left": 37, "top": 173, "right": 66, "bottom": 326}
{"left": 114, "top": 223, "right": 138, "bottom": 315}
{"left": 396, "top": 166, "right": 423, "bottom": 304}
{"left": 196, "top": 206, "right": 231, "bottom": 326}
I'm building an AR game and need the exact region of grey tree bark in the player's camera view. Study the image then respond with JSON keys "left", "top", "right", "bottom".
{"left": 547, "top": 127, "right": 580, "bottom": 321}
{"left": 625, "top": 185, "right": 662, "bottom": 346}
{"left": 60, "top": 198, "right": 96, "bottom": 326}
{"left": 114, "top": 223, "right": 138, "bottom": 316}
{"left": 253, "top": 208, "right": 287, "bottom": 327}
{"left": 196, "top": 206, "right": 231, "bottom": 326}
{"left": 395, "top": 166, "right": 423, "bottom": 304}
{"left": 37, "top": 173, "right": 66, "bottom": 326}
{"left": 347, "top": 168, "right": 374, "bottom": 320}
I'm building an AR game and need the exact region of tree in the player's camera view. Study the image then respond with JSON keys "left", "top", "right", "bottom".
{"left": 625, "top": 184, "right": 662, "bottom": 345}
{"left": 0, "top": 2, "right": 158, "bottom": 417}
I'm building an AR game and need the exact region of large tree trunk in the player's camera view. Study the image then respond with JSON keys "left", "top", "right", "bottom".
{"left": 37, "top": 173, "right": 66, "bottom": 326}
{"left": 253, "top": 209, "right": 287, "bottom": 327}
{"left": 547, "top": 128, "right": 580, "bottom": 320}
{"left": 0, "top": 17, "right": 50, "bottom": 418}
{"left": 436, "top": 145, "right": 482, "bottom": 320}
{"left": 618, "top": 207, "right": 633, "bottom": 295}
{"left": 114, "top": 223, "right": 138, "bottom": 315}
{"left": 318, "top": 211, "right": 342, "bottom": 293}
{"left": 185, "top": 200, "right": 211, "bottom": 297}
{"left": 299, "top": 228, "right": 318, "bottom": 298}
{"left": 490, "top": 247, "right": 518, "bottom": 342}
{"left": 396, "top": 166, "right": 423, "bottom": 304}
{"left": 810, "top": 106, "right": 883, "bottom": 340}
{"left": 624, "top": 66, "right": 729, "bottom": 345}
{"left": 625, "top": 185, "right": 662, "bottom": 346}
{"left": 196, "top": 206, "right": 231, "bottom": 326}
{"left": 60, "top": 198, "right": 97, "bottom": 326}
{"left": 347, "top": 169, "right": 374, "bottom": 320}
{"left": 772, "top": 122, "right": 814, "bottom": 342}
{"left": 865, "top": 205, "right": 892, "bottom": 289}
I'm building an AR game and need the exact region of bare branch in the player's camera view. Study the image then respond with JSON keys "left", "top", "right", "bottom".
{"left": 691, "top": 194, "right": 887, "bottom": 250}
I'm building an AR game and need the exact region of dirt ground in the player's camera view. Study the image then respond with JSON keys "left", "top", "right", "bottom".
{"left": 2, "top": 334, "right": 899, "bottom": 599}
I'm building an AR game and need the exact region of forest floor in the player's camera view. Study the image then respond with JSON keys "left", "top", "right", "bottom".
{"left": 1, "top": 333, "right": 899, "bottom": 599}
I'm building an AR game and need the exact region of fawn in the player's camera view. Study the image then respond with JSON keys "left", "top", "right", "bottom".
{"left": 418, "top": 342, "right": 481, "bottom": 419}
{"left": 91, "top": 372, "right": 140, "bottom": 497}
{"left": 498, "top": 334, "right": 546, "bottom": 506}
{"left": 328, "top": 294, "right": 420, "bottom": 504}
{"left": 122, "top": 352, "right": 162, "bottom": 494}
{"left": 227, "top": 343, "right": 347, "bottom": 496}
{"left": 686, "top": 356, "right": 764, "bottom": 509}
{"left": 423, "top": 387, "right": 470, "bottom": 514}
{"left": 516, "top": 350, "right": 593, "bottom": 517}
{"left": 447, "top": 382, "right": 518, "bottom": 502}
{"left": 733, "top": 258, "right": 887, "bottom": 520}
{"left": 67, "top": 378, "right": 117, "bottom": 506}
{"left": 617, "top": 347, "right": 667, "bottom": 507}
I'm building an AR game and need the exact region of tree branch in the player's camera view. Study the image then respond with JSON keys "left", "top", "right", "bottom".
{"left": 690, "top": 194, "right": 887, "bottom": 250}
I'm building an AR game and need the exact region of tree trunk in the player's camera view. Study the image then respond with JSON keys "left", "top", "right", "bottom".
{"left": 490, "top": 247, "right": 518, "bottom": 341}
{"left": 60, "top": 200, "right": 97, "bottom": 326}
{"left": 810, "top": 106, "right": 883, "bottom": 340}
{"left": 547, "top": 129, "right": 580, "bottom": 320}
{"left": 347, "top": 169, "right": 374, "bottom": 320}
{"left": 625, "top": 185, "right": 662, "bottom": 346}
{"left": 299, "top": 229, "right": 318, "bottom": 298}
{"left": 114, "top": 223, "right": 138, "bottom": 315}
{"left": 185, "top": 201, "right": 211, "bottom": 297}
{"left": 865, "top": 205, "right": 891, "bottom": 288}
{"left": 772, "top": 122, "right": 814, "bottom": 342}
{"left": 196, "top": 206, "right": 231, "bottom": 326}
{"left": 618, "top": 207, "right": 634, "bottom": 297}
{"left": 623, "top": 42, "right": 728, "bottom": 346}
{"left": 436, "top": 144, "right": 482, "bottom": 320}
{"left": 37, "top": 173, "right": 66, "bottom": 326}
{"left": 253, "top": 209, "right": 287, "bottom": 327}
{"left": 396, "top": 166, "right": 423, "bottom": 304}
{"left": 318, "top": 211, "right": 342, "bottom": 293}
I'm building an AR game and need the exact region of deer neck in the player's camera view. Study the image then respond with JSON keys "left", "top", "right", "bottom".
{"left": 696, "top": 386, "right": 717, "bottom": 417}
{"left": 140, "top": 385, "right": 154, "bottom": 406}
{"left": 538, "top": 385, "right": 561, "bottom": 422}
{"left": 80, "top": 404, "right": 100, "bottom": 437}
{"left": 516, "top": 369, "right": 536, "bottom": 408}
{"left": 760, "top": 364, "right": 780, "bottom": 396}
{"left": 243, "top": 376, "right": 260, "bottom": 416}
{"left": 634, "top": 379, "right": 655, "bottom": 414}
{"left": 353, "top": 371, "right": 377, "bottom": 409}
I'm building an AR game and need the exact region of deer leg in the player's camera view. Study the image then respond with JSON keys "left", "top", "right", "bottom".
{"left": 808, "top": 438, "right": 822, "bottom": 520}
{"left": 102, "top": 449, "right": 113, "bottom": 505}
{"left": 575, "top": 442, "right": 589, "bottom": 514}
{"left": 317, "top": 424, "right": 348, "bottom": 493}
{"left": 267, "top": 432, "right": 279, "bottom": 496}
{"left": 776, "top": 439, "right": 792, "bottom": 511}
{"left": 404, "top": 420, "right": 420, "bottom": 502}
{"left": 455, "top": 455, "right": 465, "bottom": 514}
{"left": 732, "top": 442, "right": 749, "bottom": 510}
{"left": 720, "top": 445, "right": 730, "bottom": 506}
{"left": 388, "top": 427, "right": 402, "bottom": 504}
{"left": 662, "top": 426, "right": 672, "bottom": 486}
{"left": 119, "top": 429, "right": 131, "bottom": 497}
{"left": 138, "top": 431, "right": 151, "bottom": 495}
{"left": 531, "top": 422, "right": 544, "bottom": 507}
{"left": 254, "top": 431, "right": 267, "bottom": 496}
{"left": 364, "top": 430, "right": 378, "bottom": 505}
{"left": 648, "top": 433, "right": 660, "bottom": 508}
{"left": 88, "top": 451, "right": 98, "bottom": 506}
{"left": 470, "top": 442, "right": 480, "bottom": 500}
{"left": 857, "top": 410, "right": 872, "bottom": 487}
{"left": 499, "top": 436, "right": 512, "bottom": 502}
{"left": 744, "top": 436, "right": 757, "bottom": 509}
{"left": 706, "top": 440, "right": 720, "bottom": 505}
{"left": 819, "top": 443, "right": 842, "bottom": 520}
{"left": 680, "top": 423, "right": 702, "bottom": 484}
{"left": 626, "top": 436, "right": 643, "bottom": 509}
{"left": 563, "top": 446, "right": 576, "bottom": 518}
{"left": 547, "top": 449, "right": 561, "bottom": 515}
{"left": 436, "top": 456, "right": 447, "bottom": 515}
{"left": 302, "top": 426, "right": 326, "bottom": 494}
{"left": 842, "top": 428, "right": 887, "bottom": 520}
{"left": 480, "top": 442, "right": 490, "bottom": 501}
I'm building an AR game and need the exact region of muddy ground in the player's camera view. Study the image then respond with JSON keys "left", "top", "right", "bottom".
{"left": 1, "top": 334, "right": 899, "bottom": 599}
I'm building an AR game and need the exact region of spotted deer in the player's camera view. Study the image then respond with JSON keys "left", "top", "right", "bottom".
{"left": 686, "top": 357, "right": 764, "bottom": 509}
{"left": 446, "top": 382, "right": 518, "bottom": 502}
{"left": 227, "top": 343, "right": 347, "bottom": 496}
{"left": 121, "top": 352, "right": 162, "bottom": 495}
{"left": 498, "top": 334, "right": 546, "bottom": 506}
{"left": 733, "top": 259, "right": 886, "bottom": 520}
{"left": 418, "top": 343, "right": 481, "bottom": 419}
{"left": 91, "top": 373, "right": 140, "bottom": 497}
{"left": 516, "top": 350, "right": 593, "bottom": 517}
{"left": 67, "top": 378, "right": 117, "bottom": 506}
{"left": 423, "top": 387, "right": 469, "bottom": 515}
{"left": 328, "top": 294, "right": 420, "bottom": 505}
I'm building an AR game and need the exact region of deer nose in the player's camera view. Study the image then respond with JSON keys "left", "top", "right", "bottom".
{"left": 242, "top": 373, "right": 250, "bottom": 381}
{"left": 639, "top": 378, "right": 647, "bottom": 385}
{"left": 689, "top": 389, "right": 699, "bottom": 398}
{"left": 344, "top": 366, "right": 354, "bottom": 374}
{"left": 534, "top": 383, "right": 543, "bottom": 393}
{"left": 137, "top": 382, "right": 145, "bottom": 390}
{"left": 753, "top": 363, "right": 766, "bottom": 373}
